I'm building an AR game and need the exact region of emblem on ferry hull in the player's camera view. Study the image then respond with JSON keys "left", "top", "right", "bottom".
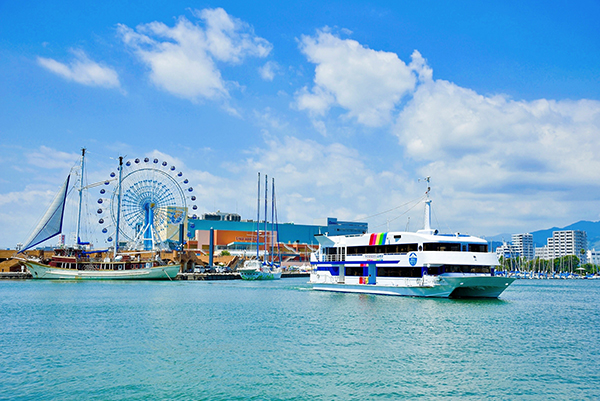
{"left": 408, "top": 252, "right": 417, "bottom": 266}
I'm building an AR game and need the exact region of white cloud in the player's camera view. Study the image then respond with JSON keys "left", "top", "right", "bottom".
{"left": 37, "top": 49, "right": 121, "bottom": 89}
{"left": 394, "top": 79, "right": 600, "bottom": 189}
{"left": 259, "top": 61, "right": 279, "bottom": 81}
{"left": 26, "top": 146, "right": 80, "bottom": 170}
{"left": 295, "top": 29, "right": 417, "bottom": 127}
{"left": 231, "top": 135, "right": 415, "bottom": 227}
{"left": 195, "top": 8, "right": 271, "bottom": 62}
{"left": 118, "top": 8, "right": 272, "bottom": 101}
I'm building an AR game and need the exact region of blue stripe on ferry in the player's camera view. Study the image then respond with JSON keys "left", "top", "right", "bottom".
{"left": 311, "top": 260, "right": 401, "bottom": 266}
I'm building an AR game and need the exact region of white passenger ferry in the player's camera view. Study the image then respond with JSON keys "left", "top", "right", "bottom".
{"left": 309, "top": 182, "right": 515, "bottom": 298}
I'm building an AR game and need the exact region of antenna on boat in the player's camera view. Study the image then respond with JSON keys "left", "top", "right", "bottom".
{"left": 417, "top": 176, "right": 435, "bottom": 235}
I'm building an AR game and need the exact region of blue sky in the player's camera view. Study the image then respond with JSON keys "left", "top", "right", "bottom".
{"left": 1, "top": 0, "right": 599, "bottom": 249}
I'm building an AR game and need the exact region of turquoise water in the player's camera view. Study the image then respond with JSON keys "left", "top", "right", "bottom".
{"left": 1, "top": 278, "right": 599, "bottom": 400}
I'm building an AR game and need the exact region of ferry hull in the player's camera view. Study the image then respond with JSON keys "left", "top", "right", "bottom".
{"left": 310, "top": 274, "right": 515, "bottom": 299}
{"left": 25, "top": 260, "right": 180, "bottom": 280}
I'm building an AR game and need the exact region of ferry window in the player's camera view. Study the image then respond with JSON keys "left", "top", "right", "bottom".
{"left": 398, "top": 243, "right": 418, "bottom": 253}
{"left": 317, "top": 266, "right": 340, "bottom": 276}
{"left": 443, "top": 265, "right": 491, "bottom": 274}
{"left": 348, "top": 244, "right": 418, "bottom": 255}
{"left": 346, "top": 265, "right": 364, "bottom": 276}
{"left": 468, "top": 244, "right": 488, "bottom": 253}
{"left": 423, "top": 243, "right": 461, "bottom": 252}
{"left": 377, "top": 266, "right": 422, "bottom": 278}
{"left": 426, "top": 266, "right": 441, "bottom": 275}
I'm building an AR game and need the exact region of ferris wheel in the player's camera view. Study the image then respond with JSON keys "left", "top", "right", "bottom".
{"left": 96, "top": 157, "right": 198, "bottom": 251}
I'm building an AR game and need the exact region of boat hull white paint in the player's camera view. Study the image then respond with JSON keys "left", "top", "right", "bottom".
{"left": 239, "top": 269, "right": 282, "bottom": 280}
{"left": 25, "top": 260, "right": 180, "bottom": 280}
{"left": 310, "top": 273, "right": 515, "bottom": 298}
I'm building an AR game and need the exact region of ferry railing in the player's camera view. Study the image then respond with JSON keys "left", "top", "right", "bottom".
{"left": 322, "top": 254, "right": 345, "bottom": 262}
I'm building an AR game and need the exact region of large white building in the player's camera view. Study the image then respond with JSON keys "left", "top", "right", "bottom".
{"left": 587, "top": 249, "right": 600, "bottom": 265}
{"left": 538, "top": 230, "right": 588, "bottom": 263}
{"left": 511, "top": 233, "right": 534, "bottom": 261}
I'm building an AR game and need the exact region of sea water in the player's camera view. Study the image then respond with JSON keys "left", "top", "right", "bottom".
{"left": 1, "top": 278, "right": 599, "bottom": 400}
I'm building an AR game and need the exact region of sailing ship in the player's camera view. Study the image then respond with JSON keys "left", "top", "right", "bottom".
{"left": 18, "top": 149, "right": 181, "bottom": 280}
{"left": 309, "top": 178, "right": 515, "bottom": 298}
{"left": 239, "top": 173, "right": 282, "bottom": 280}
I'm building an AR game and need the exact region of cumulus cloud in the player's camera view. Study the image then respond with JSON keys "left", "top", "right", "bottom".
{"left": 259, "top": 61, "right": 279, "bottom": 81}
{"left": 394, "top": 79, "right": 600, "bottom": 190}
{"left": 37, "top": 49, "right": 121, "bottom": 89}
{"left": 295, "top": 29, "right": 417, "bottom": 126}
{"left": 118, "top": 7, "right": 272, "bottom": 101}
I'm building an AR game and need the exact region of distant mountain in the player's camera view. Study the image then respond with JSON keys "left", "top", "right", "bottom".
{"left": 488, "top": 220, "right": 600, "bottom": 251}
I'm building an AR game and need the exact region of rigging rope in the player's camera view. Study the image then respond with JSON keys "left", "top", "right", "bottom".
{"left": 371, "top": 195, "right": 426, "bottom": 230}
{"left": 347, "top": 194, "right": 427, "bottom": 223}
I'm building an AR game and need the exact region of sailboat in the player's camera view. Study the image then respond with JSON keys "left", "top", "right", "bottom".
{"left": 17, "top": 150, "right": 180, "bottom": 280}
{"left": 239, "top": 173, "right": 282, "bottom": 280}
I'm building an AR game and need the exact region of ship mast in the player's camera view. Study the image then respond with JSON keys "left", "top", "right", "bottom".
{"left": 264, "top": 174, "right": 268, "bottom": 263}
{"left": 417, "top": 176, "right": 436, "bottom": 235}
{"left": 423, "top": 176, "right": 431, "bottom": 232}
{"left": 271, "top": 177, "right": 275, "bottom": 264}
{"left": 75, "top": 148, "right": 86, "bottom": 247}
{"left": 114, "top": 156, "right": 123, "bottom": 257}
{"left": 256, "top": 172, "right": 260, "bottom": 260}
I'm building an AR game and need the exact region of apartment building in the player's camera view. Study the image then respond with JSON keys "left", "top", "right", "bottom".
{"left": 539, "top": 230, "right": 588, "bottom": 263}
{"left": 511, "top": 233, "right": 534, "bottom": 261}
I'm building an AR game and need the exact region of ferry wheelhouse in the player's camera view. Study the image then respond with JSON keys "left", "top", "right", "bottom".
{"left": 309, "top": 184, "right": 515, "bottom": 298}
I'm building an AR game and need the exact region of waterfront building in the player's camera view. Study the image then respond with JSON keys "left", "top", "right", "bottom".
{"left": 535, "top": 246, "right": 550, "bottom": 260}
{"left": 539, "top": 230, "right": 588, "bottom": 263}
{"left": 312, "top": 217, "right": 368, "bottom": 236}
{"left": 587, "top": 249, "right": 600, "bottom": 265}
{"left": 511, "top": 233, "right": 534, "bottom": 261}
{"left": 202, "top": 211, "right": 241, "bottom": 222}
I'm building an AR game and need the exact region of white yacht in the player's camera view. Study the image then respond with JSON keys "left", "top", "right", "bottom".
{"left": 239, "top": 259, "right": 282, "bottom": 280}
{"left": 309, "top": 181, "right": 515, "bottom": 298}
{"left": 239, "top": 172, "right": 282, "bottom": 281}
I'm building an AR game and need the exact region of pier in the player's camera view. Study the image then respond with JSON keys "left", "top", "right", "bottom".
{"left": 0, "top": 271, "right": 309, "bottom": 280}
